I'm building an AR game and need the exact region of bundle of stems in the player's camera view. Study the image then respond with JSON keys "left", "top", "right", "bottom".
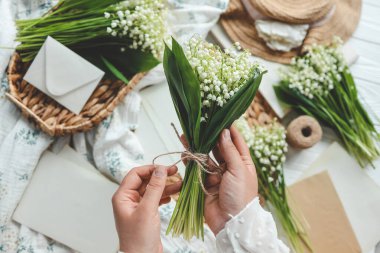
{"left": 163, "top": 36, "right": 265, "bottom": 239}
{"left": 235, "top": 118, "right": 311, "bottom": 252}
{"left": 15, "top": 0, "right": 166, "bottom": 80}
{"left": 17, "top": 9, "right": 110, "bottom": 62}
{"left": 274, "top": 39, "right": 380, "bottom": 167}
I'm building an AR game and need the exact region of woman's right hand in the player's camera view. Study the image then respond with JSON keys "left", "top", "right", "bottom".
{"left": 204, "top": 126, "right": 258, "bottom": 235}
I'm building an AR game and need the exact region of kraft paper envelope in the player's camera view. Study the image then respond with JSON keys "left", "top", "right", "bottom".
{"left": 299, "top": 142, "right": 380, "bottom": 253}
{"left": 23, "top": 36, "right": 104, "bottom": 114}
{"left": 13, "top": 150, "right": 119, "bottom": 253}
{"left": 289, "top": 171, "right": 361, "bottom": 253}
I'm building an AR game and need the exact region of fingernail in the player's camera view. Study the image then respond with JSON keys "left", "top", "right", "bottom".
{"left": 154, "top": 166, "right": 166, "bottom": 178}
{"left": 222, "top": 129, "right": 231, "bottom": 141}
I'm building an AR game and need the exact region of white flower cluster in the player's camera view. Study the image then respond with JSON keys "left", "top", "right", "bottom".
{"left": 282, "top": 37, "right": 346, "bottom": 99}
{"left": 235, "top": 117, "right": 288, "bottom": 184}
{"left": 183, "top": 36, "right": 263, "bottom": 121}
{"left": 104, "top": 0, "right": 167, "bottom": 59}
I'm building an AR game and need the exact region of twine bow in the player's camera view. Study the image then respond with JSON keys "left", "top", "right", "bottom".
{"left": 152, "top": 123, "right": 225, "bottom": 196}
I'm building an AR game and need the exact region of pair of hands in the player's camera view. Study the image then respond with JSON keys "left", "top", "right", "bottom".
{"left": 112, "top": 127, "right": 258, "bottom": 253}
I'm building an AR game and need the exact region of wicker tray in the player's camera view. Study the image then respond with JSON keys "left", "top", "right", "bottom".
{"left": 6, "top": 53, "right": 144, "bottom": 136}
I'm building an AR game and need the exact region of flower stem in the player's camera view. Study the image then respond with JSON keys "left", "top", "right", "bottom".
{"left": 166, "top": 161, "right": 205, "bottom": 240}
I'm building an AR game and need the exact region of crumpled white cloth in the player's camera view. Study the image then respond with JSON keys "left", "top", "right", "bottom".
{"left": 0, "top": 0, "right": 228, "bottom": 252}
{"left": 255, "top": 20, "right": 309, "bottom": 52}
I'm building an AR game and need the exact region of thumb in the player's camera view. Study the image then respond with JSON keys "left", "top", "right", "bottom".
{"left": 141, "top": 165, "right": 168, "bottom": 211}
{"left": 218, "top": 129, "right": 244, "bottom": 175}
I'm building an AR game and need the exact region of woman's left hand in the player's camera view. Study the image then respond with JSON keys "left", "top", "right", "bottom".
{"left": 112, "top": 165, "right": 182, "bottom": 253}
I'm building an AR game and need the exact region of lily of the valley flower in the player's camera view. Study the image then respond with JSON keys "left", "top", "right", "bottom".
{"left": 183, "top": 36, "right": 264, "bottom": 120}
{"left": 235, "top": 117, "right": 287, "bottom": 185}
{"left": 281, "top": 37, "right": 345, "bottom": 99}
{"left": 105, "top": 0, "right": 167, "bottom": 59}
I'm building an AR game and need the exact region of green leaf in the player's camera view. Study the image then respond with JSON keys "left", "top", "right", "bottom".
{"left": 101, "top": 56, "right": 129, "bottom": 84}
{"left": 202, "top": 70, "right": 265, "bottom": 151}
{"left": 163, "top": 43, "right": 192, "bottom": 144}
{"left": 76, "top": 39, "right": 160, "bottom": 80}
{"left": 59, "top": 0, "right": 123, "bottom": 11}
{"left": 171, "top": 38, "right": 202, "bottom": 148}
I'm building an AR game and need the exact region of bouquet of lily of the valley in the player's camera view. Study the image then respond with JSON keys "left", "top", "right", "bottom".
{"left": 274, "top": 39, "right": 380, "bottom": 167}
{"left": 16, "top": 0, "right": 167, "bottom": 82}
{"left": 163, "top": 36, "right": 265, "bottom": 239}
{"left": 235, "top": 117, "right": 310, "bottom": 252}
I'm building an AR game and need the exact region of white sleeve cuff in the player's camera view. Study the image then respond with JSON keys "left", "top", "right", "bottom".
{"left": 215, "top": 197, "right": 290, "bottom": 253}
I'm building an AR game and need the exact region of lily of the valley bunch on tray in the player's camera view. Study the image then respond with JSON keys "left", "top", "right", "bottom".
{"left": 275, "top": 38, "right": 380, "bottom": 167}
{"left": 16, "top": 0, "right": 167, "bottom": 82}
{"left": 163, "top": 36, "right": 265, "bottom": 239}
{"left": 235, "top": 118, "right": 310, "bottom": 253}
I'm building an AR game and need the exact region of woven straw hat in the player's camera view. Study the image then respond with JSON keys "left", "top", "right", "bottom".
{"left": 220, "top": 0, "right": 361, "bottom": 64}
{"left": 249, "top": 0, "right": 334, "bottom": 24}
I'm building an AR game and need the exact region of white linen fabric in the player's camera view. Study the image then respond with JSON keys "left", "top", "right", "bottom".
{"left": 0, "top": 2, "right": 67, "bottom": 252}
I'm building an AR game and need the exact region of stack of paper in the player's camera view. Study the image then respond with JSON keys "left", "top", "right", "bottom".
{"left": 13, "top": 146, "right": 119, "bottom": 253}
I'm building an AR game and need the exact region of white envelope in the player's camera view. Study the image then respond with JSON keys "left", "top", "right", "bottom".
{"left": 23, "top": 36, "right": 105, "bottom": 114}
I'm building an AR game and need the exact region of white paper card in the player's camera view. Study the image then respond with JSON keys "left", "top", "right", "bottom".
{"left": 137, "top": 83, "right": 186, "bottom": 175}
{"left": 58, "top": 145, "right": 101, "bottom": 175}
{"left": 23, "top": 36, "right": 104, "bottom": 114}
{"left": 299, "top": 142, "right": 380, "bottom": 253}
{"left": 13, "top": 149, "right": 119, "bottom": 253}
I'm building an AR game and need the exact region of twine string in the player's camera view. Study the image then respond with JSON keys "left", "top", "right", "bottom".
{"left": 152, "top": 123, "right": 225, "bottom": 196}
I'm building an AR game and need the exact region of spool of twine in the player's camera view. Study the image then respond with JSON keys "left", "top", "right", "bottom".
{"left": 286, "top": 115, "right": 322, "bottom": 149}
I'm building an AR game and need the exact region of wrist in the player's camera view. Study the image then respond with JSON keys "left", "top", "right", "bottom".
{"left": 208, "top": 216, "right": 230, "bottom": 236}
{"left": 119, "top": 245, "right": 162, "bottom": 253}
{"left": 119, "top": 243, "right": 134, "bottom": 253}
{"left": 215, "top": 197, "right": 259, "bottom": 236}
{"left": 212, "top": 222, "right": 227, "bottom": 236}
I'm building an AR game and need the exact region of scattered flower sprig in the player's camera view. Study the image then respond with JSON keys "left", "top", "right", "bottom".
{"left": 282, "top": 37, "right": 345, "bottom": 99}
{"left": 236, "top": 118, "right": 287, "bottom": 183}
{"left": 275, "top": 38, "right": 380, "bottom": 167}
{"left": 235, "top": 117, "right": 310, "bottom": 253}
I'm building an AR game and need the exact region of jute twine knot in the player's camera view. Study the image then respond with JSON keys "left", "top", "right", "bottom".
{"left": 152, "top": 123, "right": 225, "bottom": 196}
